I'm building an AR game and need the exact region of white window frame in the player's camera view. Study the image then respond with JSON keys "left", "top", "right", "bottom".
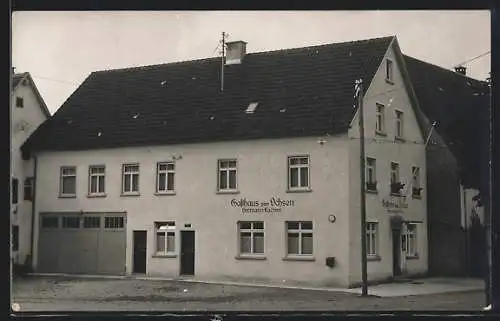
{"left": 122, "top": 163, "right": 140, "bottom": 195}
{"left": 395, "top": 109, "right": 404, "bottom": 139}
{"left": 59, "top": 166, "right": 77, "bottom": 197}
{"left": 288, "top": 155, "right": 310, "bottom": 191}
{"left": 154, "top": 221, "right": 176, "bottom": 255}
{"left": 375, "top": 103, "right": 385, "bottom": 134}
{"left": 156, "top": 162, "right": 175, "bottom": 194}
{"left": 24, "top": 177, "right": 33, "bottom": 201}
{"left": 386, "top": 59, "right": 394, "bottom": 82}
{"left": 412, "top": 166, "right": 421, "bottom": 190}
{"left": 88, "top": 165, "right": 106, "bottom": 196}
{"left": 286, "top": 221, "right": 313, "bottom": 256}
{"left": 238, "top": 221, "right": 265, "bottom": 256}
{"left": 366, "top": 157, "right": 377, "bottom": 190}
{"left": 366, "top": 221, "right": 379, "bottom": 258}
{"left": 217, "top": 159, "right": 238, "bottom": 192}
{"left": 405, "top": 224, "right": 418, "bottom": 258}
{"left": 390, "top": 162, "right": 400, "bottom": 184}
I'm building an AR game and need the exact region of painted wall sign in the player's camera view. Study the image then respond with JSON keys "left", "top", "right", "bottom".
{"left": 230, "top": 197, "right": 295, "bottom": 214}
{"left": 382, "top": 197, "right": 408, "bottom": 212}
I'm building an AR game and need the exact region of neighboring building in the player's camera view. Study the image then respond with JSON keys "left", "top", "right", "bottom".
{"left": 22, "top": 35, "right": 449, "bottom": 287}
{"left": 10, "top": 70, "right": 51, "bottom": 267}
{"left": 404, "top": 58, "right": 489, "bottom": 277}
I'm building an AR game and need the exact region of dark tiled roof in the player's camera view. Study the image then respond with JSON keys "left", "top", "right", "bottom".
{"left": 12, "top": 73, "right": 28, "bottom": 89}
{"left": 404, "top": 55, "right": 489, "bottom": 188}
{"left": 22, "top": 36, "right": 394, "bottom": 154}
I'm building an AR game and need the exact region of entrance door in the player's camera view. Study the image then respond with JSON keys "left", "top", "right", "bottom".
{"left": 392, "top": 228, "right": 402, "bottom": 277}
{"left": 180, "top": 231, "right": 195, "bottom": 275}
{"left": 133, "top": 231, "right": 147, "bottom": 274}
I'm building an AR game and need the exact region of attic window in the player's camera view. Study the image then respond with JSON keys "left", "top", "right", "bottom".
{"left": 245, "top": 102, "right": 259, "bottom": 114}
{"left": 385, "top": 59, "right": 394, "bottom": 83}
{"left": 16, "top": 97, "right": 24, "bottom": 108}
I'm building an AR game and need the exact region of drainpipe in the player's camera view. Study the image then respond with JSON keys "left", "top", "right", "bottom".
{"left": 462, "top": 184, "right": 468, "bottom": 276}
{"left": 28, "top": 155, "right": 37, "bottom": 271}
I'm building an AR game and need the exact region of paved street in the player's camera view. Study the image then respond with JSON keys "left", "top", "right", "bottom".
{"left": 11, "top": 275, "right": 486, "bottom": 312}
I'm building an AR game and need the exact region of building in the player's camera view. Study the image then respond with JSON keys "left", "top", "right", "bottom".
{"left": 11, "top": 70, "right": 51, "bottom": 268}
{"left": 22, "top": 35, "right": 470, "bottom": 287}
{"left": 403, "top": 58, "right": 489, "bottom": 277}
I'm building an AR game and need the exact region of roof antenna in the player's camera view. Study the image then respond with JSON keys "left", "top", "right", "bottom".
{"left": 220, "top": 32, "right": 228, "bottom": 92}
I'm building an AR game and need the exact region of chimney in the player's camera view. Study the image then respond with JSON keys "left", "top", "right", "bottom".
{"left": 454, "top": 65, "right": 466, "bottom": 76}
{"left": 225, "top": 41, "right": 247, "bottom": 65}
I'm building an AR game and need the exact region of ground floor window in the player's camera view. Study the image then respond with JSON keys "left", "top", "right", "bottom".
{"left": 405, "top": 223, "right": 418, "bottom": 257}
{"left": 155, "top": 222, "right": 176, "bottom": 254}
{"left": 238, "top": 221, "right": 264, "bottom": 255}
{"left": 62, "top": 216, "right": 80, "bottom": 228}
{"left": 366, "top": 222, "right": 378, "bottom": 257}
{"left": 105, "top": 216, "right": 124, "bottom": 229}
{"left": 286, "top": 221, "right": 313, "bottom": 256}
{"left": 12, "top": 225, "right": 19, "bottom": 252}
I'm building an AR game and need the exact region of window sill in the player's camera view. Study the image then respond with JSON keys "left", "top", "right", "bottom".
{"left": 395, "top": 136, "right": 406, "bottom": 143}
{"left": 154, "top": 191, "right": 176, "bottom": 196}
{"left": 385, "top": 78, "right": 394, "bottom": 85}
{"left": 375, "top": 131, "right": 387, "bottom": 137}
{"left": 235, "top": 255, "right": 267, "bottom": 261}
{"left": 286, "top": 188, "right": 312, "bottom": 194}
{"left": 412, "top": 194, "right": 422, "bottom": 200}
{"left": 406, "top": 254, "right": 419, "bottom": 260}
{"left": 366, "top": 189, "right": 378, "bottom": 195}
{"left": 367, "top": 255, "right": 381, "bottom": 262}
{"left": 58, "top": 194, "right": 76, "bottom": 199}
{"left": 87, "top": 193, "right": 107, "bottom": 198}
{"left": 216, "top": 190, "right": 240, "bottom": 195}
{"left": 282, "top": 256, "right": 315, "bottom": 262}
{"left": 121, "top": 192, "right": 140, "bottom": 197}
{"left": 390, "top": 193, "right": 404, "bottom": 197}
{"left": 152, "top": 254, "right": 177, "bottom": 258}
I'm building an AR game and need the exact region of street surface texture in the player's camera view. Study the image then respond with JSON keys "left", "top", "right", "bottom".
{"left": 11, "top": 276, "right": 485, "bottom": 312}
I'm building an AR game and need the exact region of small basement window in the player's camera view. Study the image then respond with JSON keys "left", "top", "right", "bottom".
{"left": 245, "top": 102, "right": 259, "bottom": 114}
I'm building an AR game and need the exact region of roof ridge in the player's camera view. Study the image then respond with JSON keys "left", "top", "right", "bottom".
{"left": 403, "top": 54, "right": 488, "bottom": 83}
{"left": 91, "top": 35, "right": 395, "bottom": 75}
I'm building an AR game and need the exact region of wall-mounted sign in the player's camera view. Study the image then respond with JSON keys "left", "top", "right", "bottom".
{"left": 382, "top": 197, "right": 408, "bottom": 212}
{"left": 230, "top": 197, "right": 295, "bottom": 214}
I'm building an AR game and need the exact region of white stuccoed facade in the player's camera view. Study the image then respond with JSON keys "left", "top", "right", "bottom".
{"left": 11, "top": 74, "right": 50, "bottom": 266}
{"left": 31, "top": 39, "right": 428, "bottom": 287}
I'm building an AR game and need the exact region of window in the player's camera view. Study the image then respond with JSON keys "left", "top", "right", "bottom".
{"left": 16, "top": 97, "right": 24, "bottom": 108}
{"left": 366, "top": 222, "right": 378, "bottom": 257}
{"left": 157, "top": 162, "right": 175, "bottom": 193}
{"left": 218, "top": 159, "right": 237, "bottom": 191}
{"left": 412, "top": 166, "right": 422, "bottom": 198}
{"left": 24, "top": 177, "right": 33, "bottom": 201}
{"left": 405, "top": 224, "right": 418, "bottom": 257}
{"left": 238, "top": 221, "right": 265, "bottom": 255}
{"left": 12, "top": 225, "right": 19, "bottom": 252}
{"left": 105, "top": 216, "right": 124, "bottom": 229}
{"left": 386, "top": 59, "right": 393, "bottom": 82}
{"left": 122, "top": 164, "right": 139, "bottom": 194}
{"left": 286, "top": 221, "right": 313, "bottom": 256}
{"left": 395, "top": 110, "right": 404, "bottom": 138}
{"left": 89, "top": 165, "right": 105, "bottom": 195}
{"left": 155, "top": 222, "right": 176, "bottom": 255}
{"left": 366, "top": 158, "right": 377, "bottom": 192}
{"left": 60, "top": 166, "right": 76, "bottom": 196}
{"left": 83, "top": 216, "right": 101, "bottom": 228}
{"left": 390, "top": 162, "right": 401, "bottom": 195}
{"left": 288, "top": 156, "right": 310, "bottom": 190}
{"left": 41, "top": 216, "right": 59, "bottom": 228}
{"left": 11, "top": 178, "right": 18, "bottom": 204}
{"left": 375, "top": 103, "right": 385, "bottom": 134}
{"left": 62, "top": 216, "right": 80, "bottom": 229}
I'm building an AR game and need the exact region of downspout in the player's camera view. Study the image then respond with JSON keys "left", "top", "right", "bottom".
{"left": 28, "top": 155, "right": 37, "bottom": 271}
{"left": 462, "top": 184, "right": 468, "bottom": 276}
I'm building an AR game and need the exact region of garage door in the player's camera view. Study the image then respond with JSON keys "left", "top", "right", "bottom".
{"left": 38, "top": 213, "right": 126, "bottom": 275}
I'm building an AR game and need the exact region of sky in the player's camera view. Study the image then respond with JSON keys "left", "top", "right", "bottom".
{"left": 12, "top": 10, "right": 491, "bottom": 115}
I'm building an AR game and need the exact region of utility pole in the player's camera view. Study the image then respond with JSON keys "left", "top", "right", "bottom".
{"left": 356, "top": 79, "right": 368, "bottom": 296}
{"left": 220, "top": 32, "right": 225, "bottom": 92}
